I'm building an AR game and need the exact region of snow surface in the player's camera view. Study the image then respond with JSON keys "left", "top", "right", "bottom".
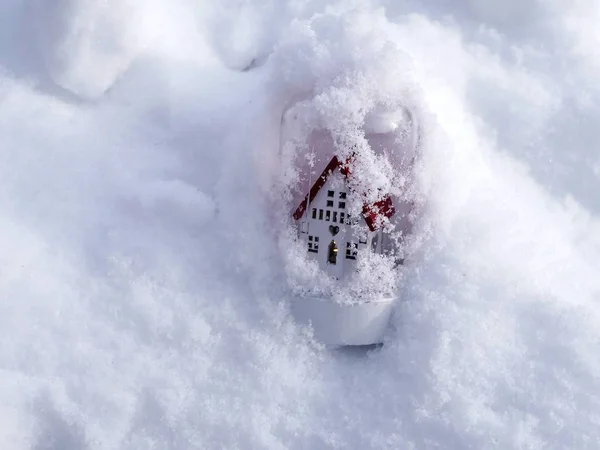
{"left": 1, "top": 0, "right": 600, "bottom": 449}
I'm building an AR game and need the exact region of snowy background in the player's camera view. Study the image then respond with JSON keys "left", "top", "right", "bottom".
{"left": 1, "top": 0, "right": 600, "bottom": 448}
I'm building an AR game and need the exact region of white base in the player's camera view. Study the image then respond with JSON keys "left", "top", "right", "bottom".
{"left": 291, "top": 295, "right": 396, "bottom": 347}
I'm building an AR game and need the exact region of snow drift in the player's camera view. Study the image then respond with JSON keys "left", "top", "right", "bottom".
{"left": 1, "top": 0, "right": 600, "bottom": 449}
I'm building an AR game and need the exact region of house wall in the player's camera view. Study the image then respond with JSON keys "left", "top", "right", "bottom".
{"left": 298, "top": 171, "right": 375, "bottom": 280}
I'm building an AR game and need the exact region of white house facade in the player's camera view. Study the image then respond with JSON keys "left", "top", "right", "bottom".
{"left": 293, "top": 156, "right": 393, "bottom": 280}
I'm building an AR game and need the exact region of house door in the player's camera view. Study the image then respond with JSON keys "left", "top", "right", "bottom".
{"left": 328, "top": 240, "right": 338, "bottom": 265}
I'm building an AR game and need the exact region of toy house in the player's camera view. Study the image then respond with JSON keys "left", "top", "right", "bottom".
{"left": 293, "top": 155, "right": 396, "bottom": 279}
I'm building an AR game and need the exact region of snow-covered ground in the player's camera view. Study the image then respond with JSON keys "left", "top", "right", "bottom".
{"left": 1, "top": 0, "right": 600, "bottom": 448}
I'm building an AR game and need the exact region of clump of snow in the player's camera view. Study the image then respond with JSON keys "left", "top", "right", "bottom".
{"left": 1, "top": 0, "right": 600, "bottom": 449}
{"left": 364, "top": 106, "right": 409, "bottom": 134}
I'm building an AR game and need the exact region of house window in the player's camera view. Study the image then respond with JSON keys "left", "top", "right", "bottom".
{"left": 338, "top": 201, "right": 346, "bottom": 209}
{"left": 328, "top": 240, "right": 338, "bottom": 264}
{"left": 308, "top": 235, "right": 319, "bottom": 253}
{"left": 325, "top": 210, "right": 331, "bottom": 221}
{"left": 333, "top": 211, "right": 338, "bottom": 223}
{"left": 319, "top": 209, "right": 324, "bottom": 220}
{"left": 340, "top": 212, "right": 345, "bottom": 224}
{"left": 346, "top": 242, "right": 358, "bottom": 260}
{"left": 312, "top": 208, "right": 317, "bottom": 219}
{"left": 328, "top": 190, "right": 334, "bottom": 197}
{"left": 327, "top": 200, "right": 334, "bottom": 207}
{"left": 339, "top": 192, "right": 346, "bottom": 199}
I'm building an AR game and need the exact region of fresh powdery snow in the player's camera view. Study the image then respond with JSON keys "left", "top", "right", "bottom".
{"left": 1, "top": 0, "right": 600, "bottom": 449}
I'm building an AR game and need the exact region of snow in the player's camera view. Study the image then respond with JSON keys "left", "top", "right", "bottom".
{"left": 1, "top": 0, "right": 600, "bottom": 449}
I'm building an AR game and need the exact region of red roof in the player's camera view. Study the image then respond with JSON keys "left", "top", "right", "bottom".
{"left": 292, "top": 156, "right": 395, "bottom": 231}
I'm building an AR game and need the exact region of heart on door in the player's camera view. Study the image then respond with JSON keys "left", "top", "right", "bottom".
{"left": 329, "top": 225, "right": 340, "bottom": 236}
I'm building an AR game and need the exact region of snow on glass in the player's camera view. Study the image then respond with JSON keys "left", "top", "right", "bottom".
{"left": 270, "top": 9, "right": 423, "bottom": 303}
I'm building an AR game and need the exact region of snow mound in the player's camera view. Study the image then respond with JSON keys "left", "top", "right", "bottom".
{"left": 26, "top": 0, "right": 143, "bottom": 99}
{"left": 1, "top": 0, "right": 600, "bottom": 449}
